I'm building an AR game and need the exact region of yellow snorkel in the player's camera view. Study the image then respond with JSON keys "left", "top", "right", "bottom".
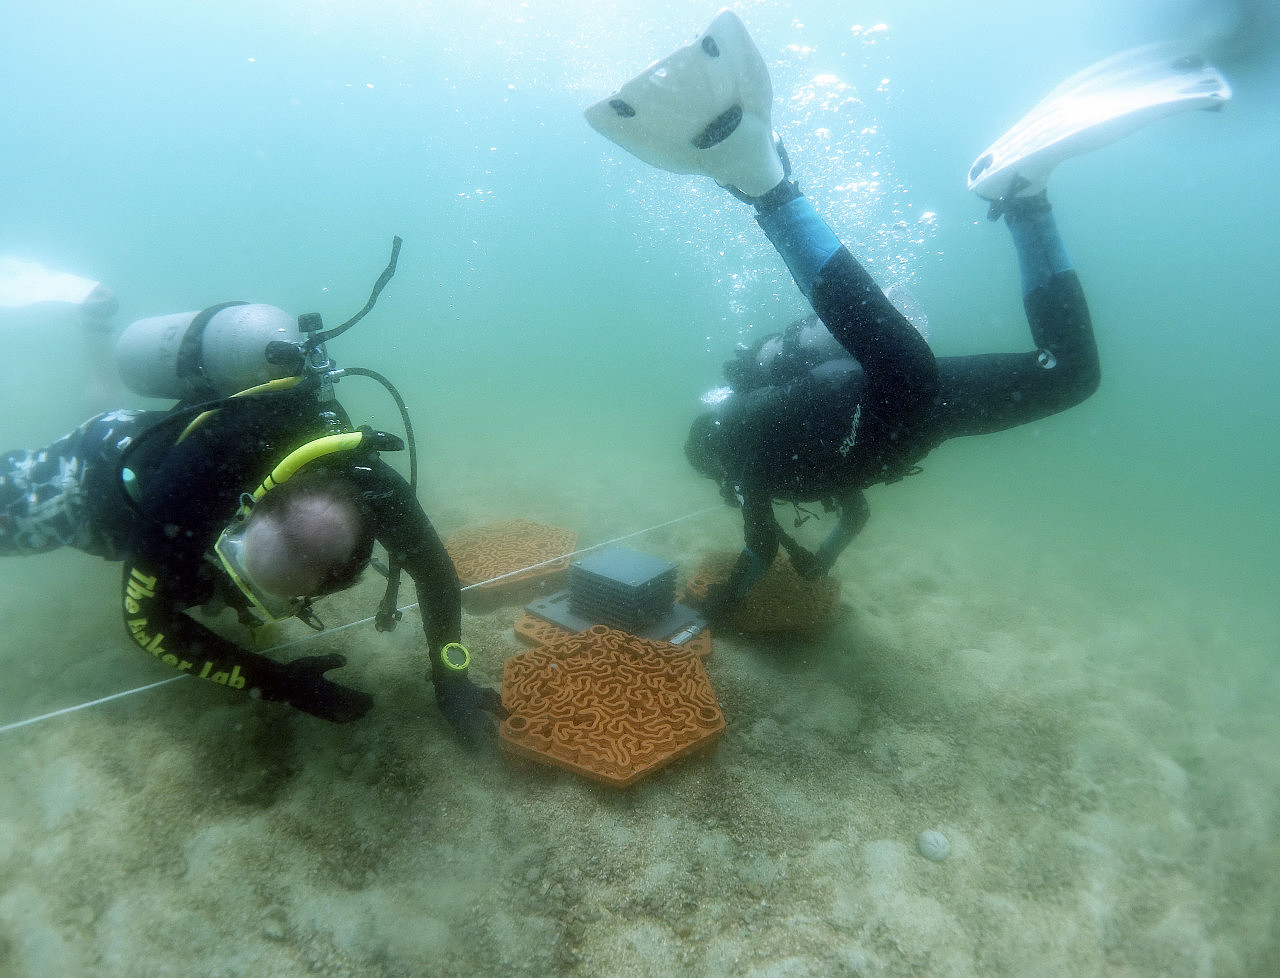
{"left": 213, "top": 426, "right": 405, "bottom": 625}
{"left": 234, "top": 427, "right": 401, "bottom": 517}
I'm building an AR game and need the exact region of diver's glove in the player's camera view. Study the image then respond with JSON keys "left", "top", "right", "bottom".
{"left": 257, "top": 653, "right": 373, "bottom": 724}
{"left": 434, "top": 676, "right": 506, "bottom": 746}
{"left": 695, "top": 580, "right": 741, "bottom": 625}
{"left": 776, "top": 532, "right": 832, "bottom": 582}
{"left": 430, "top": 643, "right": 508, "bottom": 746}
{"left": 695, "top": 546, "right": 770, "bottom": 623}
{"left": 783, "top": 545, "right": 827, "bottom": 581}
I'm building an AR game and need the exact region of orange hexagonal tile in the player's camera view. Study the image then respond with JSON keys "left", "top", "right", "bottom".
{"left": 684, "top": 551, "right": 842, "bottom": 633}
{"left": 512, "top": 610, "right": 713, "bottom": 659}
{"left": 444, "top": 519, "right": 577, "bottom": 591}
{"left": 500, "top": 625, "right": 724, "bottom": 787}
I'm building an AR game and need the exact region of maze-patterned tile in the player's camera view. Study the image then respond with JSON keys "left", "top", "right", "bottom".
{"left": 512, "top": 611, "right": 713, "bottom": 659}
{"left": 500, "top": 625, "right": 724, "bottom": 786}
{"left": 445, "top": 519, "right": 577, "bottom": 591}
{"left": 683, "top": 551, "right": 842, "bottom": 633}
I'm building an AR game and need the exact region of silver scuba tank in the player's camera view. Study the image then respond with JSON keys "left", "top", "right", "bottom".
{"left": 115, "top": 302, "right": 304, "bottom": 400}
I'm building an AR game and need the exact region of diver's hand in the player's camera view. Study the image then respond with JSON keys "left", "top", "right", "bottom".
{"left": 434, "top": 674, "right": 507, "bottom": 747}
{"left": 785, "top": 545, "right": 828, "bottom": 581}
{"left": 260, "top": 653, "right": 373, "bottom": 724}
{"left": 694, "top": 581, "right": 740, "bottom": 624}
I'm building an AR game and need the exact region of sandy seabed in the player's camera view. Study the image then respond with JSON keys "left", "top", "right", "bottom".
{"left": 1, "top": 436, "right": 1277, "bottom": 978}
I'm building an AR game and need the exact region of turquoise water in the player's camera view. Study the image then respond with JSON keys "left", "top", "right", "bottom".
{"left": 2, "top": 2, "right": 1278, "bottom": 975}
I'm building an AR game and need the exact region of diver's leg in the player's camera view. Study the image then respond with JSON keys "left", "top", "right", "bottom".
{"left": 754, "top": 186, "right": 939, "bottom": 434}
{"left": 0, "top": 410, "right": 151, "bottom": 559}
{"left": 932, "top": 42, "right": 1231, "bottom": 439}
{"left": 77, "top": 285, "right": 121, "bottom": 415}
{"left": 585, "top": 8, "right": 939, "bottom": 453}
{"left": 584, "top": 6, "right": 937, "bottom": 420}
{"left": 0, "top": 428, "right": 92, "bottom": 556}
{"left": 930, "top": 196, "right": 1100, "bottom": 440}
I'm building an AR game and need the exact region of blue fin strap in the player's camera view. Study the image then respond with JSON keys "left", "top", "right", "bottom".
{"left": 1005, "top": 204, "right": 1073, "bottom": 296}
{"left": 756, "top": 196, "right": 843, "bottom": 302}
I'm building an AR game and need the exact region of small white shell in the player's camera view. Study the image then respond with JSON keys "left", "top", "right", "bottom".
{"left": 917, "top": 829, "right": 951, "bottom": 862}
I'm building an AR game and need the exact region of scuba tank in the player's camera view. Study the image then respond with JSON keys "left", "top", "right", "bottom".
{"left": 115, "top": 302, "right": 304, "bottom": 400}
{"left": 723, "top": 288, "right": 929, "bottom": 395}
{"left": 724, "top": 314, "right": 849, "bottom": 393}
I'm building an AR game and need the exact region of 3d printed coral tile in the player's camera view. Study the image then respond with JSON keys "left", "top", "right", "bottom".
{"left": 444, "top": 519, "right": 577, "bottom": 591}
{"left": 684, "top": 551, "right": 842, "bottom": 633}
{"left": 500, "top": 625, "right": 724, "bottom": 786}
{"left": 512, "top": 611, "right": 712, "bottom": 659}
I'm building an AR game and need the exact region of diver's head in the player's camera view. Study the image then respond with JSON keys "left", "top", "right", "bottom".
{"left": 685, "top": 412, "right": 722, "bottom": 479}
{"left": 240, "top": 471, "right": 375, "bottom": 601}
{"left": 685, "top": 411, "right": 741, "bottom": 506}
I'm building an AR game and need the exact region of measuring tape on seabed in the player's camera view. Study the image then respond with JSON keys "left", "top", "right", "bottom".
{"left": 0, "top": 506, "right": 720, "bottom": 735}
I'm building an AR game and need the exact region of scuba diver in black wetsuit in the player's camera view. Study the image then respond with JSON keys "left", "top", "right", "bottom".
{"left": 0, "top": 242, "right": 504, "bottom": 738}
{"left": 676, "top": 185, "right": 1098, "bottom": 619}
{"left": 586, "top": 11, "right": 1230, "bottom": 622}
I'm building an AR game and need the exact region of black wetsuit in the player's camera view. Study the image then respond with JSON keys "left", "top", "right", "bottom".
{"left": 698, "top": 189, "right": 1100, "bottom": 612}
{"left": 3, "top": 386, "right": 463, "bottom": 720}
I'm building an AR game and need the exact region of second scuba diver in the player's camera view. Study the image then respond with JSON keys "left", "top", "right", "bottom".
{"left": 585, "top": 10, "right": 1230, "bottom": 621}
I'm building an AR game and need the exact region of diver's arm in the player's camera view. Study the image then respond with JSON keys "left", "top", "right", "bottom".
{"left": 359, "top": 460, "right": 462, "bottom": 665}
{"left": 709, "top": 488, "right": 868, "bottom": 613}
{"left": 404, "top": 531, "right": 463, "bottom": 677}
{"left": 756, "top": 195, "right": 938, "bottom": 430}
{"left": 776, "top": 489, "right": 869, "bottom": 580}
{"left": 361, "top": 461, "right": 501, "bottom": 742}
{"left": 699, "top": 493, "right": 778, "bottom": 622}
{"left": 120, "top": 554, "right": 371, "bottom": 722}
{"left": 122, "top": 556, "right": 249, "bottom": 683}
{"left": 819, "top": 488, "right": 870, "bottom": 569}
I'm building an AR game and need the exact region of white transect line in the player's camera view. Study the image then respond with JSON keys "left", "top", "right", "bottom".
{"left": 0, "top": 506, "right": 720, "bottom": 735}
{"left": 0, "top": 678, "right": 191, "bottom": 733}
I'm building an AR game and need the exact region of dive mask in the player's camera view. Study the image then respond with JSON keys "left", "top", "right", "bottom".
{"left": 213, "top": 512, "right": 307, "bottom": 624}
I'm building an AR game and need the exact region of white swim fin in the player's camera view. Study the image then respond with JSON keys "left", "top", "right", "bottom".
{"left": 968, "top": 44, "right": 1231, "bottom": 202}
{"left": 584, "top": 8, "right": 785, "bottom": 198}
{"left": 0, "top": 255, "right": 101, "bottom": 308}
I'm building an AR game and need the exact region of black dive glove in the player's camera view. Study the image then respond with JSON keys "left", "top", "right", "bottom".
{"left": 430, "top": 642, "right": 507, "bottom": 746}
{"left": 257, "top": 653, "right": 373, "bottom": 724}
{"left": 695, "top": 580, "right": 740, "bottom": 624}
{"left": 695, "top": 547, "right": 768, "bottom": 624}
{"left": 435, "top": 676, "right": 506, "bottom": 745}
{"left": 782, "top": 543, "right": 828, "bottom": 581}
